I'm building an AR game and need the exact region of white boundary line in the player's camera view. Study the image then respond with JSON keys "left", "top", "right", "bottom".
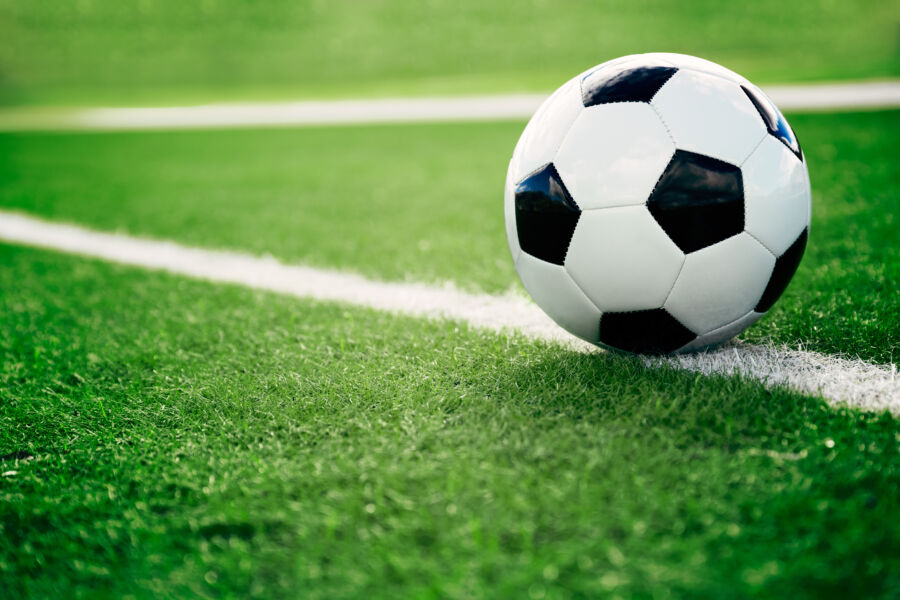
{"left": 0, "top": 210, "right": 896, "bottom": 413}
{"left": 0, "top": 81, "right": 898, "bottom": 132}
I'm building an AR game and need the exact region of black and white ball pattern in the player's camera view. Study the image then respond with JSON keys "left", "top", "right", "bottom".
{"left": 504, "top": 53, "right": 810, "bottom": 354}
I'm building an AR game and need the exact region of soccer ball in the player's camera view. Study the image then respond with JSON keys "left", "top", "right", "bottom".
{"left": 505, "top": 53, "right": 810, "bottom": 354}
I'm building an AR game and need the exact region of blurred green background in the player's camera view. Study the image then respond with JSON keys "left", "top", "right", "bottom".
{"left": 0, "top": 0, "right": 897, "bottom": 107}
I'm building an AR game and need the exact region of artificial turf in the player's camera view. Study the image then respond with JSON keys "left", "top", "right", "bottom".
{"left": 1, "top": 243, "right": 898, "bottom": 599}
{"left": 0, "top": 0, "right": 897, "bottom": 107}
{"left": 1, "top": 110, "right": 897, "bottom": 364}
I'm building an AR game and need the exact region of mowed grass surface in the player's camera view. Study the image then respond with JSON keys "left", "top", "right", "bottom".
{"left": 1, "top": 244, "right": 898, "bottom": 599}
{"left": 1, "top": 111, "right": 898, "bottom": 364}
{"left": 0, "top": 0, "right": 897, "bottom": 106}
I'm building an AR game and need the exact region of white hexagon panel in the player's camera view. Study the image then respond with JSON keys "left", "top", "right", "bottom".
{"left": 652, "top": 69, "right": 767, "bottom": 165}
{"left": 515, "top": 251, "right": 602, "bottom": 343}
{"left": 743, "top": 135, "right": 812, "bottom": 257}
{"left": 665, "top": 233, "right": 775, "bottom": 335}
{"left": 677, "top": 310, "right": 764, "bottom": 352}
{"left": 554, "top": 103, "right": 675, "bottom": 210}
{"left": 565, "top": 206, "right": 684, "bottom": 312}
{"left": 506, "top": 77, "right": 584, "bottom": 184}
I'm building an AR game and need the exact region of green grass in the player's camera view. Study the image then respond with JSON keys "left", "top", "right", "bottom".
{"left": 0, "top": 121, "right": 516, "bottom": 291}
{"left": 2, "top": 6, "right": 897, "bottom": 596}
{"left": 1, "top": 243, "right": 898, "bottom": 599}
{"left": 1, "top": 111, "right": 898, "bottom": 364}
{"left": 0, "top": 0, "right": 897, "bottom": 107}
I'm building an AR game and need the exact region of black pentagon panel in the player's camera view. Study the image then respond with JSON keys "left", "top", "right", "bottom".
{"left": 514, "top": 163, "right": 581, "bottom": 265}
{"left": 647, "top": 150, "right": 744, "bottom": 254}
{"left": 755, "top": 228, "right": 808, "bottom": 312}
{"left": 582, "top": 66, "right": 678, "bottom": 107}
{"left": 598, "top": 309, "right": 696, "bottom": 355}
{"left": 742, "top": 85, "right": 803, "bottom": 160}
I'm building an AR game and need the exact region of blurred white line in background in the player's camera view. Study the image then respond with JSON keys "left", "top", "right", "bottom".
{"left": 0, "top": 80, "right": 898, "bottom": 131}
{"left": 0, "top": 209, "right": 897, "bottom": 414}
{"left": 767, "top": 80, "right": 900, "bottom": 109}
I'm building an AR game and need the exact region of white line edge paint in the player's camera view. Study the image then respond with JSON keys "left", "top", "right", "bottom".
{"left": 0, "top": 81, "right": 898, "bottom": 132}
{"left": 1, "top": 210, "right": 897, "bottom": 413}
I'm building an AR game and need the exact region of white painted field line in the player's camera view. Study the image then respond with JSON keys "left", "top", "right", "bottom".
{"left": 0, "top": 81, "right": 898, "bottom": 132}
{"left": 1, "top": 209, "right": 897, "bottom": 414}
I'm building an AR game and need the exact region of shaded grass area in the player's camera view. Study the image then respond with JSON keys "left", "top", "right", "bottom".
{"left": 0, "top": 111, "right": 898, "bottom": 363}
{"left": 0, "top": 0, "right": 898, "bottom": 107}
{"left": 1, "top": 244, "right": 899, "bottom": 598}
